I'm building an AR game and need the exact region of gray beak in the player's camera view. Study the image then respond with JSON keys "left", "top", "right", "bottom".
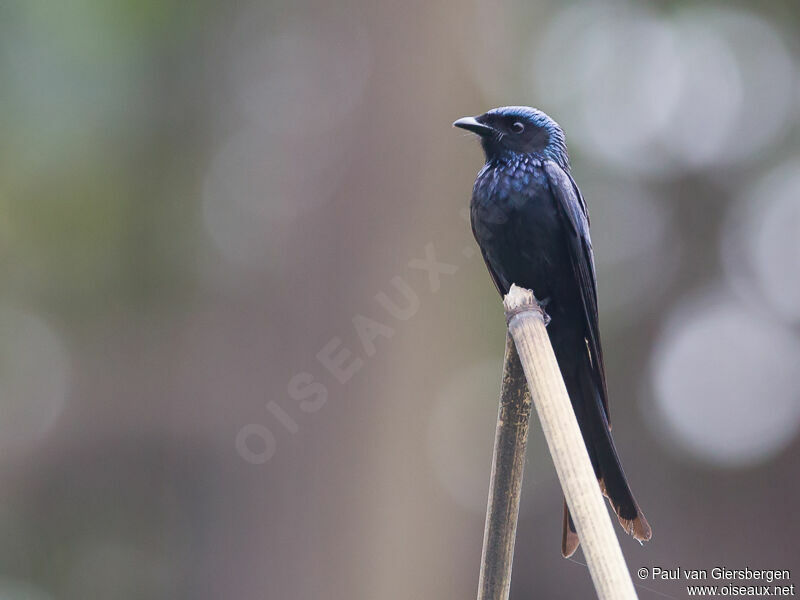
{"left": 453, "top": 116, "right": 495, "bottom": 137}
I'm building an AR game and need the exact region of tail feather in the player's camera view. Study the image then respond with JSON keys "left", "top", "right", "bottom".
{"left": 560, "top": 360, "right": 651, "bottom": 556}
{"left": 561, "top": 500, "right": 579, "bottom": 558}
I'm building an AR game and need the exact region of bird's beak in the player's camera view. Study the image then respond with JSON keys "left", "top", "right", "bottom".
{"left": 453, "top": 116, "right": 495, "bottom": 137}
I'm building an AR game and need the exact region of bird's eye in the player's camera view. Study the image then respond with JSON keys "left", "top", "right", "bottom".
{"left": 511, "top": 121, "right": 525, "bottom": 134}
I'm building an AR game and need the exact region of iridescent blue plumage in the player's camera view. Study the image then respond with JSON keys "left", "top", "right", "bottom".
{"left": 480, "top": 106, "right": 570, "bottom": 170}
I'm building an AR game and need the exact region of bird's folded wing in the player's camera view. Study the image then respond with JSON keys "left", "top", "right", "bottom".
{"left": 543, "top": 160, "right": 610, "bottom": 425}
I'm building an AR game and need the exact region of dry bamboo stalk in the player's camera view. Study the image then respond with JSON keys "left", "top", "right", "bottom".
{"left": 476, "top": 331, "right": 532, "bottom": 600}
{"left": 503, "top": 284, "right": 637, "bottom": 600}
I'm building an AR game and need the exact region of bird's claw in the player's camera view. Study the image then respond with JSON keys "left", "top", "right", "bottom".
{"left": 537, "top": 297, "right": 552, "bottom": 326}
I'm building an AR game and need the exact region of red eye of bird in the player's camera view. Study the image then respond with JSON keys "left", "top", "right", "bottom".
{"left": 511, "top": 121, "right": 525, "bottom": 134}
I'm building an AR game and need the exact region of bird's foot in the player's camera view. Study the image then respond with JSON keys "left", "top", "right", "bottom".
{"left": 537, "top": 297, "right": 552, "bottom": 326}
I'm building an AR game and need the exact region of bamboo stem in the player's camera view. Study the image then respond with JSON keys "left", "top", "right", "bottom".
{"left": 476, "top": 330, "right": 532, "bottom": 600}
{"left": 503, "top": 284, "right": 637, "bottom": 600}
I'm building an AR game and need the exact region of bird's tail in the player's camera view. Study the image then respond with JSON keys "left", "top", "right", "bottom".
{"left": 561, "top": 361, "right": 651, "bottom": 558}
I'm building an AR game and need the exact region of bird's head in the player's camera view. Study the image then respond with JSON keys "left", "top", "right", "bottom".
{"left": 453, "top": 106, "right": 569, "bottom": 170}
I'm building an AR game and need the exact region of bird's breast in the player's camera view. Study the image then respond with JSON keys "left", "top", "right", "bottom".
{"left": 471, "top": 161, "right": 558, "bottom": 243}
{"left": 470, "top": 160, "right": 570, "bottom": 297}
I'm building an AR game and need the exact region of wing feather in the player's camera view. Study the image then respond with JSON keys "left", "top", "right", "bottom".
{"left": 543, "top": 161, "right": 610, "bottom": 424}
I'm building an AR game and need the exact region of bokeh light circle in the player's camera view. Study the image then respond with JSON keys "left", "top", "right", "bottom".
{"left": 723, "top": 159, "right": 800, "bottom": 324}
{"left": 530, "top": 5, "right": 683, "bottom": 176}
{"left": 650, "top": 289, "right": 800, "bottom": 468}
{"left": 531, "top": 5, "right": 796, "bottom": 174}
{"left": 661, "top": 18, "right": 743, "bottom": 168}
{"left": 673, "top": 7, "right": 796, "bottom": 166}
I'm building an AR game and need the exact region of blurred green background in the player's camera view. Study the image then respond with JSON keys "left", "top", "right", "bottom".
{"left": 1, "top": 1, "right": 799, "bottom": 598}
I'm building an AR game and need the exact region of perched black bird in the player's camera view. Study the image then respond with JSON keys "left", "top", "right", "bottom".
{"left": 454, "top": 106, "right": 651, "bottom": 557}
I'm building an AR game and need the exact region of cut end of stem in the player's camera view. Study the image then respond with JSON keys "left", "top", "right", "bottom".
{"left": 503, "top": 284, "right": 547, "bottom": 324}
